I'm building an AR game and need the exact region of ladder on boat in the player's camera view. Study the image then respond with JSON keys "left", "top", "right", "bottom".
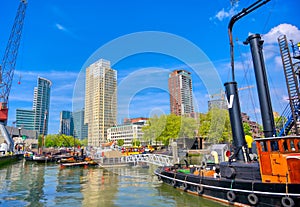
{"left": 277, "top": 35, "right": 300, "bottom": 136}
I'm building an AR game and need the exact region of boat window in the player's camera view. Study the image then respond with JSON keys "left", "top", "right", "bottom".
{"left": 290, "top": 140, "right": 295, "bottom": 151}
{"left": 283, "top": 140, "right": 289, "bottom": 151}
{"left": 260, "top": 141, "right": 268, "bottom": 152}
{"left": 270, "top": 141, "right": 279, "bottom": 151}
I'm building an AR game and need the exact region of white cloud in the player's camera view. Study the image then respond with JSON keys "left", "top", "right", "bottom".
{"left": 212, "top": 4, "right": 238, "bottom": 21}
{"left": 263, "top": 23, "right": 300, "bottom": 45}
{"left": 55, "top": 23, "right": 66, "bottom": 31}
{"left": 54, "top": 23, "right": 80, "bottom": 40}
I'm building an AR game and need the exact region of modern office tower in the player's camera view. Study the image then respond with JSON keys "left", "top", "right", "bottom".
{"left": 73, "top": 108, "right": 88, "bottom": 140}
{"left": 16, "top": 109, "right": 35, "bottom": 130}
{"left": 16, "top": 77, "right": 51, "bottom": 135}
{"left": 85, "top": 59, "right": 117, "bottom": 146}
{"left": 168, "top": 70, "right": 194, "bottom": 116}
{"left": 33, "top": 77, "right": 51, "bottom": 135}
{"left": 59, "top": 111, "right": 73, "bottom": 136}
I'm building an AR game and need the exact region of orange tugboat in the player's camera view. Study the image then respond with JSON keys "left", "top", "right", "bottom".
{"left": 155, "top": 1, "right": 300, "bottom": 206}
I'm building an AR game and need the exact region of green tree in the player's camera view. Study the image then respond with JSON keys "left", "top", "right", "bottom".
{"left": 178, "top": 116, "right": 198, "bottom": 138}
{"left": 80, "top": 138, "right": 88, "bottom": 146}
{"left": 44, "top": 134, "right": 82, "bottom": 148}
{"left": 142, "top": 114, "right": 197, "bottom": 146}
{"left": 117, "top": 139, "right": 124, "bottom": 146}
{"left": 243, "top": 122, "right": 252, "bottom": 136}
{"left": 132, "top": 139, "right": 140, "bottom": 146}
{"left": 198, "top": 113, "right": 210, "bottom": 138}
{"left": 198, "top": 108, "right": 231, "bottom": 143}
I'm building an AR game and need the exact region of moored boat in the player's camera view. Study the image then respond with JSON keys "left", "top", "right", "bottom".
{"left": 155, "top": 1, "right": 300, "bottom": 207}
{"left": 0, "top": 153, "right": 23, "bottom": 166}
{"left": 60, "top": 157, "right": 98, "bottom": 168}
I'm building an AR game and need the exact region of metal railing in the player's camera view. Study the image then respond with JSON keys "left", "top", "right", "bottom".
{"left": 95, "top": 153, "right": 174, "bottom": 167}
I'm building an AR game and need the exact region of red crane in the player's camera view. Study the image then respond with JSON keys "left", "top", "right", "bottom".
{"left": 0, "top": 0, "right": 27, "bottom": 123}
{"left": 0, "top": 0, "right": 27, "bottom": 152}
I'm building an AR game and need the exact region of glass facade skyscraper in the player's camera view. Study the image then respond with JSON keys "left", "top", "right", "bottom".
{"left": 73, "top": 108, "right": 88, "bottom": 140}
{"left": 16, "top": 77, "right": 51, "bottom": 135}
{"left": 59, "top": 110, "right": 73, "bottom": 136}
{"left": 15, "top": 109, "right": 35, "bottom": 130}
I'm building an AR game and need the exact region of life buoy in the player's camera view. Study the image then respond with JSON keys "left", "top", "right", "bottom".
{"left": 157, "top": 176, "right": 162, "bottom": 181}
{"left": 247, "top": 193, "right": 258, "bottom": 205}
{"left": 183, "top": 182, "right": 188, "bottom": 191}
{"left": 172, "top": 180, "right": 176, "bottom": 188}
{"left": 227, "top": 191, "right": 236, "bottom": 202}
{"left": 197, "top": 185, "right": 203, "bottom": 194}
{"left": 281, "top": 196, "right": 295, "bottom": 207}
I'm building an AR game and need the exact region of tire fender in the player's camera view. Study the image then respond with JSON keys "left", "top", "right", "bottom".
{"left": 281, "top": 196, "right": 295, "bottom": 207}
{"left": 227, "top": 191, "right": 236, "bottom": 202}
{"left": 183, "top": 182, "right": 188, "bottom": 191}
{"left": 197, "top": 185, "right": 203, "bottom": 194}
{"left": 247, "top": 193, "right": 258, "bottom": 205}
{"left": 172, "top": 180, "right": 176, "bottom": 188}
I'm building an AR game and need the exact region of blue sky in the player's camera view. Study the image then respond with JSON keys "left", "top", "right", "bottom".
{"left": 0, "top": 0, "right": 299, "bottom": 134}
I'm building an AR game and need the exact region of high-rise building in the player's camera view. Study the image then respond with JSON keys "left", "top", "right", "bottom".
{"left": 16, "top": 109, "right": 35, "bottom": 130}
{"left": 16, "top": 77, "right": 51, "bottom": 135}
{"left": 84, "top": 59, "right": 117, "bottom": 146}
{"left": 168, "top": 70, "right": 194, "bottom": 116}
{"left": 33, "top": 77, "right": 51, "bottom": 135}
{"left": 59, "top": 111, "right": 73, "bottom": 136}
{"left": 73, "top": 108, "right": 88, "bottom": 140}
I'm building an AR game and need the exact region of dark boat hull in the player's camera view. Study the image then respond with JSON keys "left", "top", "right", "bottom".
{"left": 155, "top": 167, "right": 300, "bottom": 207}
{"left": 0, "top": 154, "right": 23, "bottom": 166}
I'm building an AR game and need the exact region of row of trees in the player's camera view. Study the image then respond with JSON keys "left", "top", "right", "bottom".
{"left": 142, "top": 108, "right": 261, "bottom": 146}
{"left": 41, "top": 108, "right": 264, "bottom": 148}
{"left": 39, "top": 134, "right": 88, "bottom": 148}
{"left": 142, "top": 114, "right": 198, "bottom": 146}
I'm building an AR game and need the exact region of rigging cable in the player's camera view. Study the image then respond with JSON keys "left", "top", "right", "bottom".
{"left": 236, "top": 38, "right": 259, "bottom": 123}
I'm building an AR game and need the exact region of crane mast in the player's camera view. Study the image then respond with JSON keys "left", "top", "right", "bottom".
{"left": 0, "top": 0, "right": 27, "bottom": 152}
{"left": 0, "top": 0, "right": 27, "bottom": 123}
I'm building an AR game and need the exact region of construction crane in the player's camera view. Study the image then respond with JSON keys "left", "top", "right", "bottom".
{"left": 0, "top": 0, "right": 27, "bottom": 151}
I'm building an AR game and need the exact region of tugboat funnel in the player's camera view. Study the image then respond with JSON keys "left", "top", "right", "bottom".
{"left": 224, "top": 81, "right": 249, "bottom": 162}
{"left": 244, "top": 34, "right": 276, "bottom": 138}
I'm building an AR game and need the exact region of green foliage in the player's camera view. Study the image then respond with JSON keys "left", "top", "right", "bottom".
{"left": 274, "top": 116, "right": 287, "bottom": 135}
{"left": 132, "top": 139, "right": 140, "bottom": 146}
{"left": 243, "top": 122, "right": 252, "bottom": 136}
{"left": 198, "top": 108, "right": 232, "bottom": 143}
{"left": 44, "top": 134, "right": 82, "bottom": 148}
{"left": 80, "top": 138, "right": 88, "bottom": 146}
{"left": 117, "top": 139, "right": 124, "bottom": 146}
{"left": 142, "top": 114, "right": 198, "bottom": 146}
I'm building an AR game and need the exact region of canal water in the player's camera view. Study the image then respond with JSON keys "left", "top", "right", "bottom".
{"left": 0, "top": 160, "right": 227, "bottom": 207}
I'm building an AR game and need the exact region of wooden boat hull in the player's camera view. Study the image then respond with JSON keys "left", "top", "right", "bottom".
{"left": 155, "top": 167, "right": 300, "bottom": 207}
{"left": 60, "top": 161, "right": 98, "bottom": 168}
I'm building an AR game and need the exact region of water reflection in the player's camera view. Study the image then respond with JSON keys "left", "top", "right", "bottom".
{"left": 0, "top": 161, "right": 226, "bottom": 207}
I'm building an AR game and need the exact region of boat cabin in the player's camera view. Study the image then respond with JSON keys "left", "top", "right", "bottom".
{"left": 255, "top": 136, "right": 300, "bottom": 184}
